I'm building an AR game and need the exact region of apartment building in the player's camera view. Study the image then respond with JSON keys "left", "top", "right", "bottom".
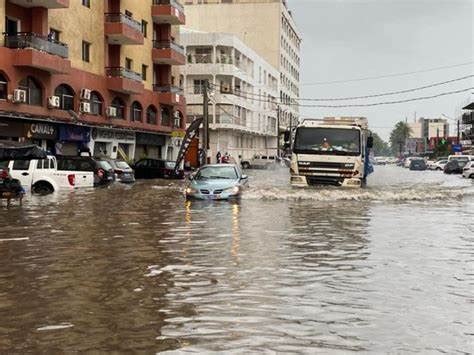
{"left": 461, "top": 102, "right": 473, "bottom": 153}
{"left": 183, "top": 0, "right": 301, "bottom": 136}
{"left": 407, "top": 117, "right": 450, "bottom": 153}
{"left": 182, "top": 30, "right": 278, "bottom": 163}
{"left": 0, "top": 0, "right": 186, "bottom": 161}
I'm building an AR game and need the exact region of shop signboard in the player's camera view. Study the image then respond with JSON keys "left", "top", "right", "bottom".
{"left": 136, "top": 132, "right": 166, "bottom": 146}
{"left": 59, "top": 125, "right": 91, "bottom": 142}
{"left": 0, "top": 118, "right": 25, "bottom": 138}
{"left": 25, "top": 122, "right": 57, "bottom": 140}
{"left": 92, "top": 128, "right": 135, "bottom": 142}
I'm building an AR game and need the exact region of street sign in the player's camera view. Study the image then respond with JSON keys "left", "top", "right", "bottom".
{"left": 452, "top": 144, "right": 462, "bottom": 152}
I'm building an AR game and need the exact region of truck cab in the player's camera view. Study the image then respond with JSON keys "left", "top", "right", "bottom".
{"left": 8, "top": 156, "right": 94, "bottom": 194}
{"left": 289, "top": 117, "right": 373, "bottom": 187}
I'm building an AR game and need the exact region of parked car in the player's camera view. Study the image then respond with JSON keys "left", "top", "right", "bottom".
{"left": 444, "top": 160, "right": 464, "bottom": 174}
{"left": 428, "top": 159, "right": 448, "bottom": 171}
{"left": 462, "top": 161, "right": 474, "bottom": 179}
{"left": 105, "top": 159, "right": 135, "bottom": 183}
{"left": 241, "top": 155, "right": 278, "bottom": 169}
{"left": 132, "top": 158, "right": 184, "bottom": 179}
{"left": 409, "top": 158, "right": 427, "bottom": 171}
{"left": 7, "top": 156, "right": 94, "bottom": 194}
{"left": 185, "top": 164, "right": 248, "bottom": 200}
{"left": 57, "top": 156, "right": 115, "bottom": 186}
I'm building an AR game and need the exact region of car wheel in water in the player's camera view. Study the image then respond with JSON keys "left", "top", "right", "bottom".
{"left": 32, "top": 182, "right": 54, "bottom": 195}
{"left": 242, "top": 162, "right": 250, "bottom": 169}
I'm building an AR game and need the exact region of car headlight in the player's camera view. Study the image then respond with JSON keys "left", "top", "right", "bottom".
{"left": 224, "top": 186, "right": 240, "bottom": 194}
{"left": 185, "top": 187, "right": 198, "bottom": 194}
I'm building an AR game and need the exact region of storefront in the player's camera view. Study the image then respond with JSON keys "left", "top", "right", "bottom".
{"left": 0, "top": 117, "right": 25, "bottom": 141}
{"left": 24, "top": 122, "right": 58, "bottom": 152}
{"left": 90, "top": 128, "right": 136, "bottom": 161}
{"left": 57, "top": 124, "right": 91, "bottom": 156}
{"left": 135, "top": 132, "right": 166, "bottom": 161}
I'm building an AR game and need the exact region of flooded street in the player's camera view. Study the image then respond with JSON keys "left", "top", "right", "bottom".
{"left": 0, "top": 166, "right": 473, "bottom": 353}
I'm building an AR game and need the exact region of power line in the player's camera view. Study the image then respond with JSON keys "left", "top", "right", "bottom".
{"left": 301, "top": 61, "right": 474, "bottom": 86}
{"left": 210, "top": 75, "right": 474, "bottom": 102}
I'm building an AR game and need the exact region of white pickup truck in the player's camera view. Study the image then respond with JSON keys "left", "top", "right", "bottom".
{"left": 7, "top": 155, "right": 94, "bottom": 194}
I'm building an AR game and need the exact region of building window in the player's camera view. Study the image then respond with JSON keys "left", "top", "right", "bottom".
{"left": 131, "top": 101, "right": 142, "bottom": 121}
{"left": 141, "top": 65, "right": 147, "bottom": 81}
{"left": 19, "top": 76, "right": 42, "bottom": 106}
{"left": 90, "top": 91, "right": 103, "bottom": 115}
{"left": 161, "top": 106, "right": 171, "bottom": 126}
{"left": 146, "top": 105, "right": 157, "bottom": 124}
{"left": 141, "top": 20, "right": 148, "bottom": 37}
{"left": 193, "top": 79, "right": 206, "bottom": 94}
{"left": 82, "top": 0, "right": 90, "bottom": 7}
{"left": 82, "top": 41, "right": 90, "bottom": 62}
{"left": 0, "top": 73, "right": 7, "bottom": 100}
{"left": 125, "top": 58, "right": 132, "bottom": 70}
{"left": 111, "top": 97, "right": 125, "bottom": 119}
{"left": 54, "top": 84, "right": 75, "bottom": 111}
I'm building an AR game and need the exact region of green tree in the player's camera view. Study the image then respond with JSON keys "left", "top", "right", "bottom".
{"left": 389, "top": 121, "right": 412, "bottom": 156}
{"left": 369, "top": 131, "right": 391, "bottom": 156}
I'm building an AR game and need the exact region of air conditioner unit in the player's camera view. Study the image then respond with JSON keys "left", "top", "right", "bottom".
{"left": 221, "top": 83, "right": 231, "bottom": 93}
{"left": 80, "top": 88, "right": 91, "bottom": 100}
{"left": 80, "top": 102, "right": 91, "bottom": 113}
{"left": 106, "top": 106, "right": 117, "bottom": 118}
{"left": 13, "top": 89, "right": 27, "bottom": 104}
{"left": 48, "top": 96, "right": 60, "bottom": 108}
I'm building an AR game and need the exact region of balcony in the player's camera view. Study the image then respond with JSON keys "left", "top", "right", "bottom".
{"left": 7, "top": 0, "right": 69, "bottom": 8}
{"left": 106, "top": 67, "right": 144, "bottom": 95}
{"left": 462, "top": 112, "right": 473, "bottom": 125}
{"left": 4, "top": 33, "right": 70, "bottom": 74}
{"left": 104, "top": 13, "right": 144, "bottom": 45}
{"left": 152, "top": 40, "right": 185, "bottom": 65}
{"left": 153, "top": 85, "right": 185, "bottom": 106}
{"left": 152, "top": 0, "right": 185, "bottom": 25}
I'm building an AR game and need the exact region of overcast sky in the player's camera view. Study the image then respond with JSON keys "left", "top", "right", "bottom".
{"left": 289, "top": 0, "right": 473, "bottom": 140}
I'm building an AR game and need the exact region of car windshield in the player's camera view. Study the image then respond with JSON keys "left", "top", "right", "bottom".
{"left": 293, "top": 127, "right": 361, "bottom": 155}
{"left": 196, "top": 166, "right": 238, "bottom": 180}
{"left": 115, "top": 161, "right": 130, "bottom": 169}
{"left": 97, "top": 161, "right": 112, "bottom": 170}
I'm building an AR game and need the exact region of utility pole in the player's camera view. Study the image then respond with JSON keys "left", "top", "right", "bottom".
{"left": 457, "top": 119, "right": 460, "bottom": 144}
{"left": 276, "top": 105, "right": 280, "bottom": 157}
{"left": 202, "top": 80, "right": 210, "bottom": 164}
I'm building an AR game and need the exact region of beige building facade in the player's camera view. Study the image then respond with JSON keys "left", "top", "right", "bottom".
{"left": 183, "top": 0, "right": 301, "bottom": 134}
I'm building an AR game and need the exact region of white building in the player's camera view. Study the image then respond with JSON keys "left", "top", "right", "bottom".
{"left": 181, "top": 30, "right": 279, "bottom": 162}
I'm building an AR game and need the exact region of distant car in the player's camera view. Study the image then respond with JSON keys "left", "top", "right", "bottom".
{"left": 409, "top": 158, "right": 427, "bottom": 171}
{"left": 241, "top": 155, "right": 278, "bottom": 169}
{"left": 185, "top": 164, "right": 248, "bottom": 200}
{"left": 57, "top": 156, "right": 115, "bottom": 186}
{"left": 462, "top": 162, "right": 474, "bottom": 178}
{"left": 106, "top": 160, "right": 135, "bottom": 183}
{"left": 132, "top": 158, "right": 184, "bottom": 179}
{"left": 428, "top": 159, "right": 448, "bottom": 171}
{"left": 444, "top": 159, "right": 465, "bottom": 175}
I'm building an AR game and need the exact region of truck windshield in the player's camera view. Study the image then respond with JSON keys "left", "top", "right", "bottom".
{"left": 293, "top": 127, "right": 361, "bottom": 156}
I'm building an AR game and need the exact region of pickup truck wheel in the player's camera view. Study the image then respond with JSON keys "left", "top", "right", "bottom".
{"left": 470, "top": 174, "right": 474, "bottom": 179}
{"left": 242, "top": 162, "right": 250, "bottom": 169}
{"left": 32, "top": 181, "right": 54, "bottom": 195}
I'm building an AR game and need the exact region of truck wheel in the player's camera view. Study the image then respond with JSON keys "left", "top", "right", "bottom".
{"left": 32, "top": 181, "right": 54, "bottom": 195}
{"left": 242, "top": 162, "right": 250, "bottom": 169}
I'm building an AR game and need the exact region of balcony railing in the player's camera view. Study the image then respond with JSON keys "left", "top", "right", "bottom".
{"left": 104, "top": 13, "right": 142, "bottom": 33}
{"left": 153, "top": 40, "right": 185, "bottom": 55}
{"left": 153, "top": 85, "right": 183, "bottom": 94}
{"left": 153, "top": 0, "right": 184, "bottom": 13}
{"left": 4, "top": 32, "right": 68, "bottom": 58}
{"left": 106, "top": 67, "right": 142, "bottom": 82}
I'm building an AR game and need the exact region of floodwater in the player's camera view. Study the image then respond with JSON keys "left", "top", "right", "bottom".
{"left": 0, "top": 166, "right": 473, "bottom": 353}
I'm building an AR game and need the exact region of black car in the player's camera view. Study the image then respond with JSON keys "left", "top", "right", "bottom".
{"left": 132, "top": 158, "right": 184, "bottom": 179}
{"left": 443, "top": 160, "right": 464, "bottom": 174}
{"left": 57, "top": 156, "right": 115, "bottom": 186}
{"left": 409, "top": 159, "right": 427, "bottom": 171}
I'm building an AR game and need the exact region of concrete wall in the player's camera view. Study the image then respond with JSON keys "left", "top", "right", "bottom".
{"left": 49, "top": 1, "right": 105, "bottom": 76}
{"left": 185, "top": 2, "right": 281, "bottom": 69}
